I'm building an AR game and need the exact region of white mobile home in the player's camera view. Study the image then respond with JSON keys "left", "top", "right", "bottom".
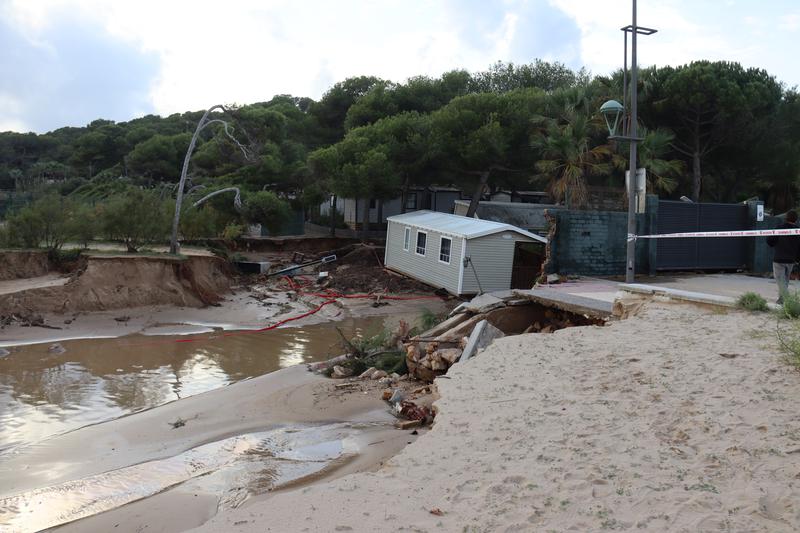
{"left": 384, "top": 211, "right": 548, "bottom": 296}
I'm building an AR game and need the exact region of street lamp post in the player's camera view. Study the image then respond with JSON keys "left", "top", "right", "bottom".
{"left": 599, "top": 0, "right": 656, "bottom": 283}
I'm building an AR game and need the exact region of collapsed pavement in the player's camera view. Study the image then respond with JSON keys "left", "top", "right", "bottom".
{"left": 405, "top": 290, "right": 609, "bottom": 382}
{"left": 311, "top": 287, "right": 612, "bottom": 428}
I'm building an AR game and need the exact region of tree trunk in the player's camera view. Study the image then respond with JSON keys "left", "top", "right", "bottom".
{"left": 691, "top": 120, "right": 702, "bottom": 202}
{"left": 465, "top": 171, "right": 489, "bottom": 218}
{"left": 691, "top": 150, "right": 701, "bottom": 202}
{"left": 329, "top": 195, "right": 337, "bottom": 236}
{"left": 361, "top": 198, "right": 370, "bottom": 241}
{"left": 400, "top": 177, "right": 410, "bottom": 214}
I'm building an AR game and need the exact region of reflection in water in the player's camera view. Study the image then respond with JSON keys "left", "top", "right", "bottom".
{"left": 0, "top": 422, "right": 374, "bottom": 532}
{"left": 0, "top": 317, "right": 398, "bottom": 453}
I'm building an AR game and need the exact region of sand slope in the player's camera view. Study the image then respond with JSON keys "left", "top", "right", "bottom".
{"left": 194, "top": 302, "right": 800, "bottom": 532}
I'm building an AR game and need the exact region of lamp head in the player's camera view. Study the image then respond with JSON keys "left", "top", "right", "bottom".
{"left": 599, "top": 99, "right": 624, "bottom": 137}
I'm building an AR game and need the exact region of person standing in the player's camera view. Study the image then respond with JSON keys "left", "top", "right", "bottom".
{"left": 767, "top": 210, "right": 800, "bottom": 304}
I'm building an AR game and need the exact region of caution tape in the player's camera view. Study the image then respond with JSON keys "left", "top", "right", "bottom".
{"left": 628, "top": 227, "right": 800, "bottom": 242}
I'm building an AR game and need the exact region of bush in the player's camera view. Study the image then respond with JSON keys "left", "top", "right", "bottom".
{"left": 737, "top": 292, "right": 768, "bottom": 312}
{"left": 781, "top": 291, "right": 800, "bottom": 319}
{"left": 777, "top": 322, "right": 800, "bottom": 369}
{"left": 242, "top": 191, "right": 291, "bottom": 234}
{"left": 5, "top": 193, "right": 73, "bottom": 249}
{"left": 180, "top": 205, "right": 225, "bottom": 240}
{"left": 66, "top": 203, "right": 98, "bottom": 248}
{"left": 98, "top": 188, "right": 171, "bottom": 252}
{"left": 221, "top": 223, "right": 245, "bottom": 242}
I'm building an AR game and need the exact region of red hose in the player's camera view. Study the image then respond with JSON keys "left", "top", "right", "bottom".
{"left": 121, "top": 274, "right": 441, "bottom": 347}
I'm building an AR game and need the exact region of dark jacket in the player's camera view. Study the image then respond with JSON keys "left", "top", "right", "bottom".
{"left": 767, "top": 222, "right": 800, "bottom": 263}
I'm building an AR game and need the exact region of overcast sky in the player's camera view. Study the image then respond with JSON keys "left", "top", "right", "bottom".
{"left": 1, "top": 0, "right": 798, "bottom": 134}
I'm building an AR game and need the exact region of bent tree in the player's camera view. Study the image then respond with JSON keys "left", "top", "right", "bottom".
{"left": 169, "top": 105, "right": 249, "bottom": 254}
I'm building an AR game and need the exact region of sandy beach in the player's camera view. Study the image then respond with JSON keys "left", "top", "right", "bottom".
{"left": 190, "top": 301, "right": 800, "bottom": 532}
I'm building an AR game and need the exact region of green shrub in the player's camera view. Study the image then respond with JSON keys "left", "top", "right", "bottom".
{"left": 419, "top": 308, "right": 443, "bottom": 331}
{"left": 242, "top": 191, "right": 291, "bottom": 234}
{"left": 781, "top": 292, "right": 800, "bottom": 319}
{"left": 737, "top": 292, "right": 768, "bottom": 312}
{"left": 221, "top": 223, "right": 245, "bottom": 242}
{"left": 66, "top": 203, "right": 98, "bottom": 248}
{"left": 48, "top": 248, "right": 83, "bottom": 270}
{"left": 180, "top": 204, "right": 225, "bottom": 240}
{"left": 98, "top": 188, "right": 171, "bottom": 252}
{"left": 777, "top": 322, "right": 800, "bottom": 369}
{"left": 5, "top": 193, "right": 73, "bottom": 249}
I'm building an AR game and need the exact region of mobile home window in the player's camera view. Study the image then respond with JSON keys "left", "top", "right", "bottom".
{"left": 415, "top": 231, "right": 427, "bottom": 256}
{"left": 439, "top": 237, "right": 451, "bottom": 264}
{"left": 403, "top": 227, "right": 410, "bottom": 251}
{"left": 405, "top": 193, "right": 417, "bottom": 210}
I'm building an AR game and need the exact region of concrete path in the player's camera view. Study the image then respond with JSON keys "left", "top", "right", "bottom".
{"left": 0, "top": 273, "right": 68, "bottom": 296}
{"left": 499, "top": 273, "right": 783, "bottom": 316}
{"left": 634, "top": 273, "right": 780, "bottom": 304}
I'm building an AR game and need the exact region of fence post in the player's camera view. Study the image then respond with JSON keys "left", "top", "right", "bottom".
{"left": 746, "top": 200, "right": 770, "bottom": 273}
{"left": 645, "top": 195, "right": 659, "bottom": 276}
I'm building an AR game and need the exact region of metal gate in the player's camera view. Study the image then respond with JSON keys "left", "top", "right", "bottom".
{"left": 656, "top": 200, "right": 748, "bottom": 271}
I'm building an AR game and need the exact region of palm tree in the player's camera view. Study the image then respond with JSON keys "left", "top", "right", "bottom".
{"left": 532, "top": 111, "right": 615, "bottom": 208}
{"left": 635, "top": 128, "right": 685, "bottom": 194}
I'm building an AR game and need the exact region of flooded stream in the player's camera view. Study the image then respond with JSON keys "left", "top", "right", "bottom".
{"left": 0, "top": 316, "right": 397, "bottom": 454}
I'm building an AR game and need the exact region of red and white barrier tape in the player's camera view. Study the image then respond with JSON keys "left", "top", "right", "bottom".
{"left": 628, "top": 227, "right": 800, "bottom": 242}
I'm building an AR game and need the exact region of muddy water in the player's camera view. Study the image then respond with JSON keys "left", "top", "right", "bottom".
{"left": 0, "top": 316, "right": 395, "bottom": 454}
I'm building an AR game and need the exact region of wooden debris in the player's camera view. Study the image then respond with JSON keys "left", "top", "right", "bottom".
{"left": 395, "top": 419, "right": 421, "bottom": 430}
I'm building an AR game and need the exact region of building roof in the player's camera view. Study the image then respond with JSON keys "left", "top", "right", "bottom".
{"left": 454, "top": 200, "right": 563, "bottom": 232}
{"left": 387, "top": 210, "right": 547, "bottom": 243}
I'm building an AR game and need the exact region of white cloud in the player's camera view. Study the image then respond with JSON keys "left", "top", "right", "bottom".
{"left": 547, "top": 0, "right": 799, "bottom": 86}
{"left": 2, "top": 0, "right": 798, "bottom": 132}
{"left": 5, "top": 0, "right": 495, "bottom": 117}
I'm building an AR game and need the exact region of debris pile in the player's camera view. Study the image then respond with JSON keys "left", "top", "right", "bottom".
{"left": 324, "top": 245, "right": 433, "bottom": 294}
{"left": 404, "top": 291, "right": 606, "bottom": 382}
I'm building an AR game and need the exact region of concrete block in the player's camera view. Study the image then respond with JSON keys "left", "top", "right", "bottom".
{"left": 459, "top": 320, "right": 505, "bottom": 362}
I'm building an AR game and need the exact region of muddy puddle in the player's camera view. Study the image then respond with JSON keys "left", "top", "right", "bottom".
{"left": 0, "top": 316, "right": 401, "bottom": 454}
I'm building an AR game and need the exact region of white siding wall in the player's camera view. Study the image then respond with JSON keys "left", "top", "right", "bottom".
{"left": 384, "top": 221, "right": 463, "bottom": 294}
{"left": 461, "top": 232, "right": 535, "bottom": 293}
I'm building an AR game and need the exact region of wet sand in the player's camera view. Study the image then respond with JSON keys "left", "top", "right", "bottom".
{"left": 0, "top": 365, "right": 420, "bottom": 532}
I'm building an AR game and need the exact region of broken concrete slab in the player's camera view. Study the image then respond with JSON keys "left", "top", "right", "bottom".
{"left": 618, "top": 283, "right": 737, "bottom": 308}
{"left": 418, "top": 312, "right": 472, "bottom": 339}
{"left": 512, "top": 288, "right": 613, "bottom": 318}
{"left": 460, "top": 319, "right": 505, "bottom": 362}
{"left": 489, "top": 290, "right": 516, "bottom": 301}
{"left": 463, "top": 293, "right": 505, "bottom": 314}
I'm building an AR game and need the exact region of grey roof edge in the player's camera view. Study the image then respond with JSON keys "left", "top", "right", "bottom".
{"left": 387, "top": 210, "right": 547, "bottom": 243}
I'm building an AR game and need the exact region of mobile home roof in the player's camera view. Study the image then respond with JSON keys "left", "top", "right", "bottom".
{"left": 387, "top": 210, "right": 547, "bottom": 243}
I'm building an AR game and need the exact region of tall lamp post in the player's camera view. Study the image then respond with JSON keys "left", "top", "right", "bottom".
{"left": 599, "top": 0, "right": 656, "bottom": 283}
